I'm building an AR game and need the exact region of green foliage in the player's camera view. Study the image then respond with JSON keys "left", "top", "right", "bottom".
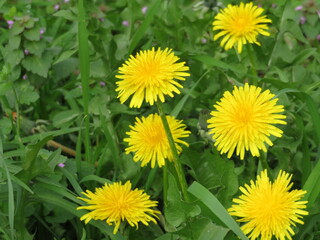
{"left": 0, "top": 0, "right": 319, "bottom": 239}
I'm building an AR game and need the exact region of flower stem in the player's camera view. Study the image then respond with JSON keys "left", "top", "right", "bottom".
{"left": 259, "top": 151, "right": 271, "bottom": 175}
{"left": 245, "top": 44, "right": 258, "bottom": 85}
{"left": 156, "top": 101, "right": 190, "bottom": 201}
{"left": 163, "top": 164, "right": 168, "bottom": 206}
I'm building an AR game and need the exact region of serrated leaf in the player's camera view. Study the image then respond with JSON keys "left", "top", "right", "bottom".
{"left": 22, "top": 52, "right": 53, "bottom": 77}
{"left": 11, "top": 22, "right": 24, "bottom": 35}
{"left": 24, "top": 19, "right": 35, "bottom": 29}
{"left": 8, "top": 35, "right": 21, "bottom": 50}
{"left": 23, "top": 26, "right": 40, "bottom": 41}
{"left": 20, "top": 89, "right": 39, "bottom": 105}
{"left": 24, "top": 40, "right": 46, "bottom": 56}
{"left": 165, "top": 173, "right": 201, "bottom": 227}
{"left": 5, "top": 49, "right": 24, "bottom": 67}
{"left": 183, "top": 149, "right": 238, "bottom": 205}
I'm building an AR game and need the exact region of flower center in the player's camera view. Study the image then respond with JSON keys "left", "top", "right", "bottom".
{"left": 146, "top": 124, "right": 166, "bottom": 145}
{"left": 235, "top": 106, "right": 253, "bottom": 125}
{"left": 142, "top": 61, "right": 162, "bottom": 86}
{"left": 234, "top": 17, "right": 251, "bottom": 35}
{"left": 116, "top": 197, "right": 129, "bottom": 212}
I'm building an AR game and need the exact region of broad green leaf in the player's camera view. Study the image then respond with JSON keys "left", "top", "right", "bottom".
{"left": 183, "top": 149, "right": 238, "bottom": 205}
{"left": 23, "top": 40, "right": 46, "bottom": 56}
{"left": 22, "top": 52, "right": 53, "bottom": 77}
{"left": 23, "top": 26, "right": 41, "bottom": 41}
{"left": 8, "top": 35, "right": 21, "bottom": 50}
{"left": 165, "top": 173, "right": 201, "bottom": 227}
{"left": 52, "top": 110, "right": 80, "bottom": 128}
{"left": 11, "top": 22, "right": 24, "bottom": 35}
{"left": 5, "top": 49, "right": 24, "bottom": 67}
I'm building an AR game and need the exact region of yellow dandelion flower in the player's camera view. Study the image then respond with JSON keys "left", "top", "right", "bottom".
{"left": 124, "top": 113, "right": 190, "bottom": 168}
{"left": 228, "top": 170, "right": 308, "bottom": 240}
{"left": 207, "top": 83, "right": 286, "bottom": 160}
{"left": 77, "top": 181, "right": 160, "bottom": 234}
{"left": 115, "top": 47, "right": 190, "bottom": 108}
{"left": 212, "top": 2, "right": 272, "bottom": 53}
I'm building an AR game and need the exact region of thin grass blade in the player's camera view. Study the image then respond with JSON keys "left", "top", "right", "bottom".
{"left": 188, "top": 181, "right": 248, "bottom": 240}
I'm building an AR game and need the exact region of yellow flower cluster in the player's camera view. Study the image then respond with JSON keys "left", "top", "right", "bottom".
{"left": 76, "top": 3, "right": 308, "bottom": 239}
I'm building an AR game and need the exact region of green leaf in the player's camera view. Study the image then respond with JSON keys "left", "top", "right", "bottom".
{"left": 23, "top": 135, "right": 53, "bottom": 170}
{"left": 34, "top": 183, "right": 126, "bottom": 240}
{"left": 23, "top": 40, "right": 46, "bottom": 56}
{"left": 183, "top": 149, "right": 238, "bottom": 205}
{"left": 291, "top": 48, "right": 317, "bottom": 65}
{"left": 11, "top": 22, "right": 24, "bottom": 35}
{"left": 8, "top": 35, "right": 21, "bottom": 50}
{"left": 52, "top": 110, "right": 80, "bottom": 128}
{"left": 5, "top": 49, "right": 24, "bottom": 67}
{"left": 165, "top": 173, "right": 201, "bottom": 227}
{"left": 303, "top": 158, "right": 320, "bottom": 207}
{"left": 188, "top": 182, "right": 248, "bottom": 240}
{"left": 198, "top": 221, "right": 229, "bottom": 240}
{"left": 53, "top": 49, "right": 77, "bottom": 64}
{"left": 53, "top": 10, "right": 76, "bottom": 21}
{"left": 22, "top": 52, "right": 53, "bottom": 77}
{"left": 19, "top": 87, "right": 39, "bottom": 105}
{"left": 10, "top": 174, "right": 34, "bottom": 194}
{"left": 0, "top": 157, "right": 15, "bottom": 239}
{"left": 23, "top": 26, "right": 40, "bottom": 41}
{"left": 192, "top": 55, "right": 246, "bottom": 73}
{"left": 171, "top": 71, "right": 208, "bottom": 117}
{"left": 80, "top": 175, "right": 112, "bottom": 185}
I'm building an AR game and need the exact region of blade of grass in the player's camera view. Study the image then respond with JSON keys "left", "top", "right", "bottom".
{"left": 0, "top": 157, "right": 15, "bottom": 239}
{"left": 303, "top": 158, "right": 320, "bottom": 206}
{"left": 188, "top": 181, "right": 248, "bottom": 240}
{"left": 77, "top": 0, "right": 91, "bottom": 163}
{"left": 128, "top": 0, "right": 161, "bottom": 54}
{"left": 59, "top": 167, "right": 84, "bottom": 196}
{"left": 99, "top": 112, "right": 121, "bottom": 176}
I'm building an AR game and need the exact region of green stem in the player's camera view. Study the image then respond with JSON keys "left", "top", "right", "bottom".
{"left": 162, "top": 164, "right": 168, "bottom": 207}
{"left": 259, "top": 151, "right": 272, "bottom": 178}
{"left": 12, "top": 87, "right": 22, "bottom": 144}
{"left": 78, "top": 0, "right": 91, "bottom": 163}
{"left": 156, "top": 101, "right": 189, "bottom": 201}
{"left": 245, "top": 44, "right": 258, "bottom": 85}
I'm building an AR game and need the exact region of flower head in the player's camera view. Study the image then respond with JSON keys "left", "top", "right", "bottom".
{"left": 122, "top": 20, "right": 129, "bottom": 26}
{"left": 115, "top": 47, "right": 190, "bottom": 108}
{"left": 228, "top": 170, "right": 308, "bottom": 240}
{"left": 212, "top": 2, "right": 272, "bottom": 53}
{"left": 124, "top": 113, "right": 190, "bottom": 168}
{"left": 77, "top": 181, "right": 160, "bottom": 234}
{"left": 207, "top": 83, "right": 286, "bottom": 160}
